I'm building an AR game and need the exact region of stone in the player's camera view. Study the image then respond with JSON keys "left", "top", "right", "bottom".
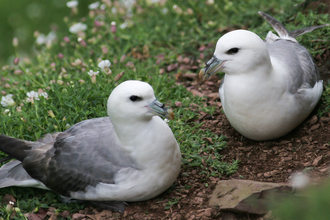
{"left": 209, "top": 180, "right": 290, "bottom": 215}
{"left": 312, "top": 156, "right": 323, "bottom": 166}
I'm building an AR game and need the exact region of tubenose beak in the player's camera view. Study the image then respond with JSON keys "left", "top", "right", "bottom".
{"left": 147, "top": 100, "right": 174, "bottom": 120}
{"left": 199, "top": 55, "right": 226, "bottom": 81}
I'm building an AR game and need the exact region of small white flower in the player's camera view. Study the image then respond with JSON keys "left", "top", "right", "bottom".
{"left": 36, "top": 31, "right": 57, "bottom": 45}
{"left": 36, "top": 34, "right": 47, "bottom": 45}
{"left": 87, "top": 70, "right": 99, "bottom": 76}
{"left": 173, "top": 5, "right": 183, "bottom": 14}
{"left": 100, "top": 4, "right": 106, "bottom": 10}
{"left": 161, "top": 8, "right": 168, "bottom": 15}
{"left": 98, "top": 60, "right": 111, "bottom": 69}
{"left": 111, "top": 7, "right": 117, "bottom": 14}
{"left": 88, "top": 70, "right": 99, "bottom": 83}
{"left": 98, "top": 60, "right": 112, "bottom": 74}
{"left": 27, "top": 91, "right": 40, "bottom": 100}
{"left": 3, "top": 109, "right": 10, "bottom": 115}
{"left": 66, "top": 0, "right": 78, "bottom": 8}
{"left": 1, "top": 94, "right": 15, "bottom": 107}
{"left": 88, "top": 2, "right": 100, "bottom": 10}
{"left": 69, "top": 22, "right": 87, "bottom": 34}
{"left": 206, "top": 0, "right": 214, "bottom": 5}
{"left": 126, "top": 9, "right": 133, "bottom": 18}
{"left": 121, "top": 0, "right": 135, "bottom": 9}
{"left": 39, "top": 92, "right": 48, "bottom": 99}
{"left": 120, "top": 20, "right": 131, "bottom": 29}
{"left": 164, "top": 118, "right": 170, "bottom": 124}
{"left": 46, "top": 31, "right": 56, "bottom": 42}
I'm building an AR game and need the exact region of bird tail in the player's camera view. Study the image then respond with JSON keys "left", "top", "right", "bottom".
{"left": 0, "top": 134, "right": 54, "bottom": 189}
{"left": 0, "top": 159, "right": 47, "bottom": 189}
{"left": 258, "top": 11, "right": 329, "bottom": 42}
{"left": 0, "top": 134, "right": 32, "bottom": 162}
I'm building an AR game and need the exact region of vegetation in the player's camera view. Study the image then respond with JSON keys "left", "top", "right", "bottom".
{"left": 0, "top": 0, "right": 329, "bottom": 218}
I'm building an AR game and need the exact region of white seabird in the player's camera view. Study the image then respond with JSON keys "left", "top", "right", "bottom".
{"left": 0, "top": 80, "right": 181, "bottom": 212}
{"left": 200, "top": 11, "right": 328, "bottom": 141}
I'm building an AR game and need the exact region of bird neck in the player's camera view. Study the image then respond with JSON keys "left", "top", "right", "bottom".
{"left": 110, "top": 116, "right": 154, "bottom": 147}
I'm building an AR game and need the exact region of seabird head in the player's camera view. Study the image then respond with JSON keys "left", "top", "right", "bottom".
{"left": 107, "top": 80, "right": 174, "bottom": 122}
{"left": 200, "top": 30, "right": 271, "bottom": 80}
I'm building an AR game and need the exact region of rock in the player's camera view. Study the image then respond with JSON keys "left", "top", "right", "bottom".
{"left": 264, "top": 172, "right": 272, "bottom": 178}
{"left": 175, "top": 101, "right": 182, "bottom": 107}
{"left": 194, "top": 197, "right": 204, "bottom": 204}
{"left": 303, "top": 162, "right": 311, "bottom": 167}
{"left": 182, "top": 73, "right": 197, "bottom": 80}
{"left": 309, "top": 115, "right": 318, "bottom": 125}
{"left": 204, "top": 208, "right": 213, "bottom": 217}
{"left": 312, "top": 156, "right": 323, "bottom": 166}
{"left": 283, "top": 157, "right": 292, "bottom": 161}
{"left": 209, "top": 180, "right": 290, "bottom": 215}
{"left": 320, "top": 117, "right": 330, "bottom": 123}
{"left": 310, "top": 124, "right": 320, "bottom": 131}
{"left": 190, "top": 89, "right": 204, "bottom": 97}
{"left": 207, "top": 92, "right": 219, "bottom": 99}
{"left": 270, "top": 170, "right": 279, "bottom": 176}
{"left": 278, "top": 140, "right": 291, "bottom": 145}
{"left": 25, "top": 213, "right": 44, "bottom": 220}
{"left": 60, "top": 211, "right": 70, "bottom": 218}
{"left": 319, "top": 167, "right": 328, "bottom": 173}
{"left": 72, "top": 213, "right": 86, "bottom": 220}
{"left": 167, "top": 63, "right": 178, "bottom": 72}
{"left": 238, "top": 146, "right": 253, "bottom": 152}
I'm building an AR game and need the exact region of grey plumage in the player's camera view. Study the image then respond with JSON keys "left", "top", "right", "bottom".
{"left": 258, "top": 11, "right": 325, "bottom": 94}
{"left": 0, "top": 117, "right": 138, "bottom": 196}
{"left": 266, "top": 40, "right": 320, "bottom": 94}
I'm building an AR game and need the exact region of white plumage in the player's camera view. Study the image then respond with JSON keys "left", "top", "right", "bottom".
{"left": 200, "top": 12, "right": 327, "bottom": 141}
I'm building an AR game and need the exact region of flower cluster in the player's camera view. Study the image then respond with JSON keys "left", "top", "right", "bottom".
{"left": 26, "top": 90, "right": 48, "bottom": 103}
{"left": 1, "top": 94, "right": 15, "bottom": 107}
{"left": 69, "top": 23, "right": 87, "bottom": 34}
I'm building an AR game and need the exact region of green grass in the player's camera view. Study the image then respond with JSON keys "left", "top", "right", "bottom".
{"left": 272, "top": 182, "right": 330, "bottom": 220}
{"left": 0, "top": 0, "right": 330, "bottom": 218}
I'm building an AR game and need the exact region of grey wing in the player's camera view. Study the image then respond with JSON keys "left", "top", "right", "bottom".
{"left": 290, "top": 24, "right": 329, "bottom": 38}
{"left": 258, "top": 11, "right": 293, "bottom": 41}
{"left": 266, "top": 40, "right": 321, "bottom": 94}
{"left": 259, "top": 11, "right": 328, "bottom": 42}
{"left": 22, "top": 117, "right": 138, "bottom": 197}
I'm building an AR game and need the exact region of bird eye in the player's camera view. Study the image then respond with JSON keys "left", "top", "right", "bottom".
{"left": 129, "top": 95, "right": 142, "bottom": 102}
{"left": 226, "top": 47, "right": 239, "bottom": 55}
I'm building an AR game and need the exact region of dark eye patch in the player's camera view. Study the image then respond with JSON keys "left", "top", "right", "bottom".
{"left": 226, "top": 47, "right": 239, "bottom": 55}
{"left": 129, "top": 95, "right": 142, "bottom": 102}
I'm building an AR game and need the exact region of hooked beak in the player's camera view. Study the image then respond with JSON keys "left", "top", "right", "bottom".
{"left": 147, "top": 100, "right": 175, "bottom": 120}
{"left": 199, "top": 56, "right": 226, "bottom": 81}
